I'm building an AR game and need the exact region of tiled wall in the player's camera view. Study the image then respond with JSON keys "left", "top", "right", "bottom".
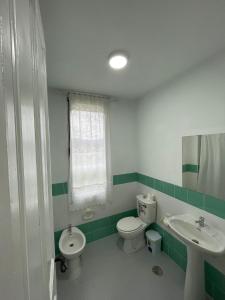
{"left": 53, "top": 171, "right": 225, "bottom": 244}
{"left": 137, "top": 173, "right": 225, "bottom": 219}
{"left": 53, "top": 172, "right": 225, "bottom": 299}
{"left": 54, "top": 205, "right": 225, "bottom": 299}
{"left": 53, "top": 173, "right": 138, "bottom": 255}
{"left": 150, "top": 223, "right": 187, "bottom": 271}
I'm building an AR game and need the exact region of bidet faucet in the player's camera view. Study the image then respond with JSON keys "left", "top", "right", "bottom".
{"left": 195, "top": 216, "right": 205, "bottom": 228}
{"left": 68, "top": 224, "right": 72, "bottom": 235}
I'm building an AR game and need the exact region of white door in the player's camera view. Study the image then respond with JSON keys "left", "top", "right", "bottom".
{"left": 0, "top": 0, "right": 56, "bottom": 299}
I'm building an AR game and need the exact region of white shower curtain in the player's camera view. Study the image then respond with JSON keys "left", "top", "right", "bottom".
{"left": 69, "top": 94, "right": 111, "bottom": 211}
{"left": 197, "top": 134, "right": 225, "bottom": 200}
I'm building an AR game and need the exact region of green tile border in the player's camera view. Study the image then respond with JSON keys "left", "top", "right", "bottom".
{"left": 54, "top": 208, "right": 137, "bottom": 256}
{"left": 52, "top": 172, "right": 225, "bottom": 219}
{"left": 52, "top": 173, "right": 138, "bottom": 196}
{"left": 113, "top": 172, "right": 138, "bottom": 185}
{"left": 52, "top": 182, "right": 68, "bottom": 196}
{"left": 182, "top": 164, "right": 199, "bottom": 173}
{"left": 136, "top": 173, "right": 225, "bottom": 220}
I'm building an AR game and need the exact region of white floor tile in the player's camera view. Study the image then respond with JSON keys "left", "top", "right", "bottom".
{"left": 57, "top": 234, "right": 184, "bottom": 300}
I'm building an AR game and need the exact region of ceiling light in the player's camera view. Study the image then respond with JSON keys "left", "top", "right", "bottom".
{"left": 108, "top": 52, "right": 128, "bottom": 70}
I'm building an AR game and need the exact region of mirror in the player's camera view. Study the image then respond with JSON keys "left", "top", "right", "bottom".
{"left": 182, "top": 133, "right": 225, "bottom": 200}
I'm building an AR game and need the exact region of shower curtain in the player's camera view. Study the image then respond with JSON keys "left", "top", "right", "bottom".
{"left": 197, "top": 134, "right": 225, "bottom": 200}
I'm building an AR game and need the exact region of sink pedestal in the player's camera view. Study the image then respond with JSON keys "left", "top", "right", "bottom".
{"left": 67, "top": 257, "right": 81, "bottom": 280}
{"left": 184, "top": 246, "right": 205, "bottom": 300}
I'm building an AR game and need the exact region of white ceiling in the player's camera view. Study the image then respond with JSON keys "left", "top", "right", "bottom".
{"left": 40, "top": 0, "right": 225, "bottom": 100}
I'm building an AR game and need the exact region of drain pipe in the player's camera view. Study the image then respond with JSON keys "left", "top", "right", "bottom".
{"left": 55, "top": 257, "right": 68, "bottom": 273}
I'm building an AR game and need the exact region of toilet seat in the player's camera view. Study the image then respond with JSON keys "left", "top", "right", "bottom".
{"left": 117, "top": 217, "right": 144, "bottom": 232}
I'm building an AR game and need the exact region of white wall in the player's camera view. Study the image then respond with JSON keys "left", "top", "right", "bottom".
{"left": 48, "top": 88, "right": 138, "bottom": 230}
{"left": 137, "top": 53, "right": 225, "bottom": 185}
{"left": 137, "top": 53, "right": 225, "bottom": 275}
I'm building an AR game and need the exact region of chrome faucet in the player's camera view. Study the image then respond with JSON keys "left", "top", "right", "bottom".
{"left": 195, "top": 216, "right": 205, "bottom": 229}
{"left": 68, "top": 224, "right": 72, "bottom": 235}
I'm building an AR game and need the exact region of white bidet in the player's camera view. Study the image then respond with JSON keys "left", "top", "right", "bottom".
{"left": 59, "top": 226, "right": 86, "bottom": 280}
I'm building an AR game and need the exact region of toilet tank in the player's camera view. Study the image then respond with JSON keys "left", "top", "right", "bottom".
{"left": 136, "top": 194, "right": 156, "bottom": 224}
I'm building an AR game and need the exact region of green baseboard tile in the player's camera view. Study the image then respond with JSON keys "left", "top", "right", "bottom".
{"left": 54, "top": 208, "right": 137, "bottom": 256}
{"left": 205, "top": 261, "right": 225, "bottom": 299}
{"left": 54, "top": 210, "right": 225, "bottom": 299}
{"left": 150, "top": 223, "right": 187, "bottom": 271}
{"left": 152, "top": 223, "right": 225, "bottom": 299}
{"left": 52, "top": 171, "right": 225, "bottom": 298}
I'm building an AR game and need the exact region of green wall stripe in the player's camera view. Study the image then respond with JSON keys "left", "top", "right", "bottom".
{"left": 52, "top": 173, "right": 138, "bottom": 196}
{"left": 113, "top": 172, "right": 138, "bottom": 185}
{"left": 136, "top": 173, "right": 225, "bottom": 219}
{"left": 54, "top": 208, "right": 137, "bottom": 256}
{"left": 182, "top": 164, "right": 199, "bottom": 173}
{"left": 52, "top": 182, "right": 68, "bottom": 196}
{"left": 52, "top": 172, "right": 225, "bottom": 219}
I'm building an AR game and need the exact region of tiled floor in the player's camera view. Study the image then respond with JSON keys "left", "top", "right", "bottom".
{"left": 57, "top": 234, "right": 185, "bottom": 300}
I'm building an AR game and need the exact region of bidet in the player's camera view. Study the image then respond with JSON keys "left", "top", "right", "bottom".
{"left": 59, "top": 226, "right": 86, "bottom": 279}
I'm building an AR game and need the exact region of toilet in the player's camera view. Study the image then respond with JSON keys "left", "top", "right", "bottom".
{"left": 117, "top": 194, "right": 156, "bottom": 254}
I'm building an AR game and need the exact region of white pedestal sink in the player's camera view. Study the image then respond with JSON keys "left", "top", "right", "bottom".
{"left": 164, "top": 214, "right": 225, "bottom": 300}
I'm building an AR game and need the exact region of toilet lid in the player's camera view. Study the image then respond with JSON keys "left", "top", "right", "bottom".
{"left": 117, "top": 217, "right": 143, "bottom": 232}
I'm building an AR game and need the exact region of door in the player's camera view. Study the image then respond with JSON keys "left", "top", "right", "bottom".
{"left": 0, "top": 0, "right": 56, "bottom": 299}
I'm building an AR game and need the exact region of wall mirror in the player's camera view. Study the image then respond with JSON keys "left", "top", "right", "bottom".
{"left": 182, "top": 133, "right": 225, "bottom": 200}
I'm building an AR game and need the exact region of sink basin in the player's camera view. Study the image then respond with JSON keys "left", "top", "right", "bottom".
{"left": 59, "top": 226, "right": 86, "bottom": 259}
{"left": 164, "top": 214, "right": 225, "bottom": 300}
{"left": 166, "top": 214, "right": 225, "bottom": 255}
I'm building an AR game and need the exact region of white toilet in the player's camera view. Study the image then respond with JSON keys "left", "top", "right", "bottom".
{"left": 117, "top": 194, "right": 156, "bottom": 254}
{"left": 59, "top": 226, "right": 86, "bottom": 279}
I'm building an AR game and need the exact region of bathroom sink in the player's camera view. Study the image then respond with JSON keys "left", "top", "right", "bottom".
{"left": 59, "top": 226, "right": 86, "bottom": 259}
{"left": 166, "top": 214, "right": 225, "bottom": 255}
{"left": 164, "top": 214, "right": 225, "bottom": 300}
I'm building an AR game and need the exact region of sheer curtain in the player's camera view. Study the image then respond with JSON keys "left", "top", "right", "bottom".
{"left": 68, "top": 93, "right": 111, "bottom": 211}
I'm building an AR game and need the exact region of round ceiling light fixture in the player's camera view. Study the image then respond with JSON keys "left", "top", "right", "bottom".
{"left": 108, "top": 51, "right": 128, "bottom": 70}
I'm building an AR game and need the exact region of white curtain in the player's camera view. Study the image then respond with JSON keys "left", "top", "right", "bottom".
{"left": 69, "top": 94, "right": 111, "bottom": 211}
{"left": 197, "top": 134, "right": 225, "bottom": 200}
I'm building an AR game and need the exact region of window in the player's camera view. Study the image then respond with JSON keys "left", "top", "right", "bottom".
{"left": 69, "top": 94, "right": 111, "bottom": 211}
